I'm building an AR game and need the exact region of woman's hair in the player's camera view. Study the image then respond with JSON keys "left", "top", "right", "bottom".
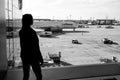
{"left": 22, "top": 14, "right": 33, "bottom": 26}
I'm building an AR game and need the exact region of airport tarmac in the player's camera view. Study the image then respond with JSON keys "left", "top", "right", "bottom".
{"left": 7, "top": 26, "right": 120, "bottom": 66}
{"left": 39, "top": 27, "right": 120, "bottom": 65}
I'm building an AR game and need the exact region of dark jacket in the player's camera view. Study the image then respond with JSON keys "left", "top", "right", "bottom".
{"left": 19, "top": 27, "right": 43, "bottom": 63}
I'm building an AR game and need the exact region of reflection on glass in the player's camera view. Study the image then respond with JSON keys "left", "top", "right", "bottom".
{"left": 6, "top": 0, "right": 22, "bottom": 69}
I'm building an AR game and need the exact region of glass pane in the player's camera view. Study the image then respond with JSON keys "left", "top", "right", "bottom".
{"left": 6, "top": 0, "right": 120, "bottom": 69}
{"left": 6, "top": 0, "right": 22, "bottom": 69}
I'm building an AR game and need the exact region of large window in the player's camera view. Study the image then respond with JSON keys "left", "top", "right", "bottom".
{"left": 6, "top": 0, "right": 120, "bottom": 69}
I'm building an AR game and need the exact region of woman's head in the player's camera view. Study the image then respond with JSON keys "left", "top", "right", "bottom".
{"left": 22, "top": 14, "right": 33, "bottom": 26}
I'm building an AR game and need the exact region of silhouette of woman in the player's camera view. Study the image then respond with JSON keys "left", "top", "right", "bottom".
{"left": 19, "top": 14, "right": 43, "bottom": 80}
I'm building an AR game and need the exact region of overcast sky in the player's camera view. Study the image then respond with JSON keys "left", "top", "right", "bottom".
{"left": 22, "top": 0, "right": 120, "bottom": 20}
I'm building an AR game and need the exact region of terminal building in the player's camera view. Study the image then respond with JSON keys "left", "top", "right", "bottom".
{"left": 0, "top": 0, "right": 120, "bottom": 80}
{"left": 96, "top": 19, "right": 116, "bottom": 25}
